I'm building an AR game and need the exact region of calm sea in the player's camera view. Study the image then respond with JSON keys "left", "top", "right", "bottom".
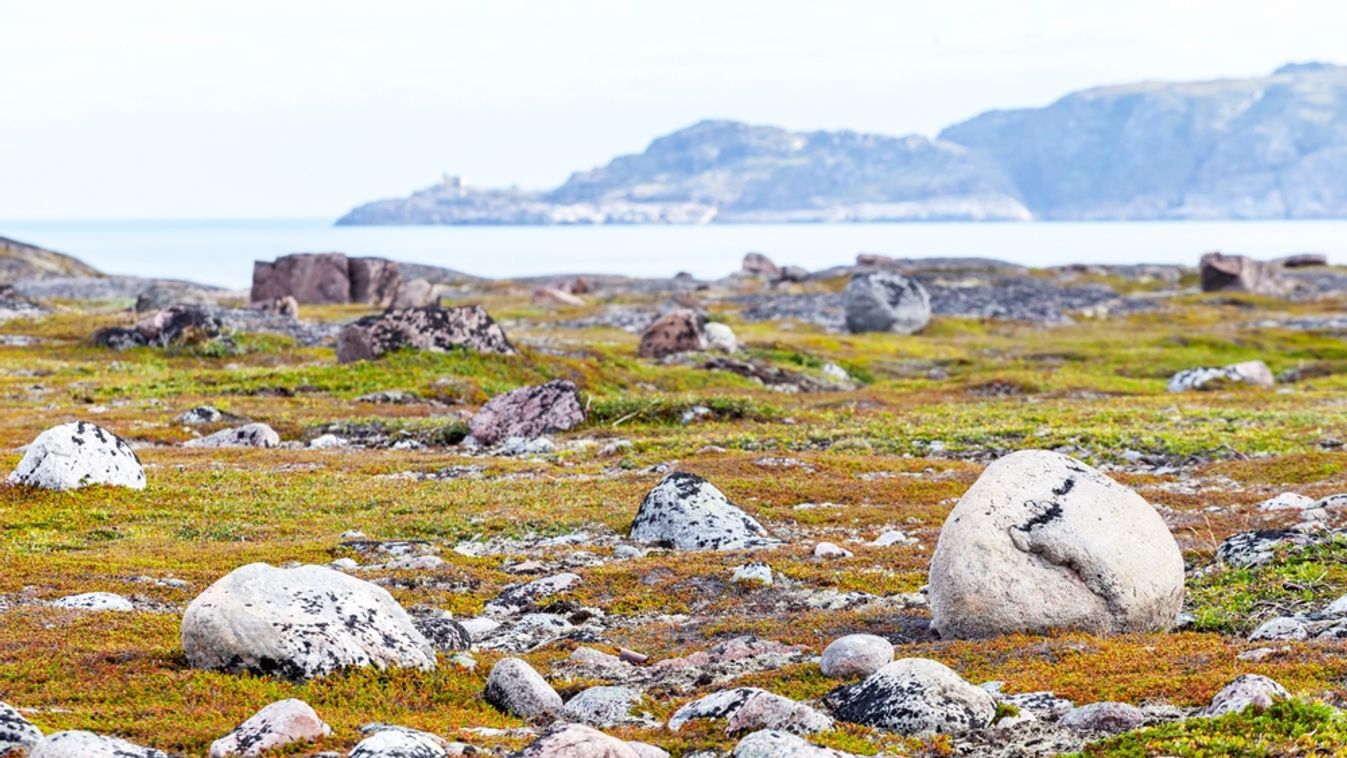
{"left": 3, "top": 218, "right": 1346, "bottom": 290}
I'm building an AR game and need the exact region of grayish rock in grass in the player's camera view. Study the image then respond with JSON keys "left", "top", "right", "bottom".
{"left": 8, "top": 421, "right": 145, "bottom": 491}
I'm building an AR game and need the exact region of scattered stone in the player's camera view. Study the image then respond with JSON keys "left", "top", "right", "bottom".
{"left": 1217, "top": 529, "right": 1312, "bottom": 568}
{"left": 8, "top": 421, "right": 146, "bottom": 491}
{"left": 819, "top": 634, "right": 894, "bottom": 678}
{"left": 1203, "top": 674, "right": 1289, "bottom": 716}
{"left": 348, "top": 725, "right": 450, "bottom": 758}
{"left": 412, "top": 614, "right": 472, "bottom": 652}
{"left": 562, "top": 686, "right": 645, "bottom": 727}
{"left": 181, "top": 563, "right": 436, "bottom": 680}
{"left": 51, "top": 592, "right": 133, "bottom": 612}
{"left": 1167, "top": 361, "right": 1275, "bottom": 392}
{"left": 185, "top": 423, "right": 280, "bottom": 449}
{"left": 732, "top": 730, "right": 859, "bottom": 758}
{"left": 355, "top": 390, "right": 421, "bottom": 405}
{"left": 309, "top": 434, "right": 348, "bottom": 449}
{"left": 928, "top": 450, "right": 1185, "bottom": 639}
{"left": 483, "top": 657, "right": 563, "bottom": 720}
{"left": 337, "top": 305, "right": 515, "bottom": 364}
{"left": 177, "top": 405, "right": 232, "bottom": 425}
{"left": 485, "top": 573, "right": 582, "bottom": 615}
{"left": 135, "top": 304, "right": 224, "bottom": 346}
{"left": 30, "top": 731, "right": 170, "bottom": 758}
{"left": 512, "top": 723, "right": 638, "bottom": 758}
{"left": 533, "top": 286, "right": 585, "bottom": 306}
{"left": 1248, "top": 616, "right": 1308, "bottom": 641}
{"left": 1257, "top": 492, "right": 1317, "bottom": 511}
{"left": 843, "top": 271, "right": 931, "bottom": 334}
{"left": 638, "top": 309, "right": 707, "bottom": 359}
{"left": 458, "top": 617, "right": 501, "bottom": 641}
{"left": 731, "top": 562, "right": 773, "bottom": 586}
{"left": 630, "top": 472, "right": 777, "bottom": 551}
{"left": 742, "top": 253, "right": 780, "bottom": 278}
{"left": 1199, "top": 252, "right": 1289, "bottom": 297}
{"left": 1004, "top": 691, "right": 1076, "bottom": 721}
{"left": 1058, "top": 702, "right": 1145, "bottom": 734}
{"left": 253, "top": 295, "right": 299, "bottom": 319}
{"left": 668, "top": 688, "right": 829, "bottom": 734}
{"left": 209, "top": 699, "right": 331, "bottom": 757}
{"left": 870, "top": 530, "right": 917, "bottom": 547}
{"left": 704, "top": 322, "right": 739, "bottom": 353}
{"left": 825, "top": 658, "right": 996, "bottom": 735}
{"left": 813, "top": 542, "right": 852, "bottom": 559}
{"left": 0, "top": 702, "right": 42, "bottom": 755}
{"left": 469, "top": 380, "right": 584, "bottom": 446}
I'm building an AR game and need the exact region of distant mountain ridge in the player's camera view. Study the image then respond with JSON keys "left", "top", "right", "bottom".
{"left": 338, "top": 63, "right": 1347, "bottom": 225}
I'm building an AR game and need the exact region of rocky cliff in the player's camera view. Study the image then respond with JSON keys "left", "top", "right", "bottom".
{"left": 339, "top": 63, "right": 1347, "bottom": 224}
{"left": 0, "top": 236, "right": 102, "bottom": 283}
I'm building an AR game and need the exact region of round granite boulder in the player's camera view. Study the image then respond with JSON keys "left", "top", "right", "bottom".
{"left": 928, "top": 450, "right": 1184, "bottom": 639}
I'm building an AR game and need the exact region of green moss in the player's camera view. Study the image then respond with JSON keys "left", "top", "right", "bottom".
{"left": 1075, "top": 698, "right": 1347, "bottom": 757}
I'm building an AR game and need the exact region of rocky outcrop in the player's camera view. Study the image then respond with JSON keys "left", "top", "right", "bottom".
{"left": 251, "top": 253, "right": 403, "bottom": 306}
{"left": 0, "top": 236, "right": 101, "bottom": 283}
{"left": 825, "top": 658, "right": 996, "bottom": 735}
{"left": 95, "top": 304, "right": 224, "bottom": 350}
{"left": 181, "top": 563, "right": 436, "bottom": 680}
{"left": 337, "top": 305, "right": 515, "bottom": 363}
{"left": 1199, "top": 253, "right": 1291, "bottom": 296}
{"left": 928, "top": 450, "right": 1185, "bottom": 639}
{"left": 843, "top": 272, "right": 931, "bottom": 334}
{"left": 469, "top": 380, "right": 584, "bottom": 446}
{"left": 209, "top": 699, "right": 331, "bottom": 757}
{"left": 8, "top": 421, "right": 146, "bottom": 491}
{"left": 630, "top": 472, "right": 777, "bottom": 551}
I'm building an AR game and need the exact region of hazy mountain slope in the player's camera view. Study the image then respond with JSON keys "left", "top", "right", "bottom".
{"left": 939, "top": 63, "right": 1347, "bottom": 219}
{"left": 0, "top": 236, "right": 102, "bottom": 283}
{"left": 338, "top": 63, "right": 1347, "bottom": 224}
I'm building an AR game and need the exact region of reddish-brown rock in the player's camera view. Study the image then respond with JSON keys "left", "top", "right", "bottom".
{"left": 638, "top": 309, "right": 706, "bottom": 359}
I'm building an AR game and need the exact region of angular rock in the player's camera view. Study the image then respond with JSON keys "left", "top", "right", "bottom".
{"left": 337, "top": 305, "right": 515, "bottom": 364}
{"left": 820, "top": 634, "right": 894, "bottom": 678}
{"left": 629, "top": 472, "right": 777, "bottom": 551}
{"left": 1199, "top": 252, "right": 1289, "bottom": 297}
{"left": 181, "top": 563, "right": 435, "bottom": 680}
{"left": 1248, "top": 616, "right": 1308, "bottom": 641}
{"left": 1167, "top": 360, "right": 1275, "bottom": 392}
{"left": 348, "top": 725, "right": 450, "bottom": 758}
{"left": 512, "top": 723, "right": 639, "bottom": 758}
{"left": 731, "top": 562, "right": 772, "bottom": 585}
{"left": 1058, "top": 702, "right": 1145, "bottom": 734}
{"left": 825, "top": 658, "right": 996, "bottom": 735}
{"left": 177, "top": 405, "right": 231, "bottom": 425}
{"left": 483, "top": 657, "right": 562, "bottom": 720}
{"left": 1004, "top": 691, "right": 1075, "bottom": 721}
{"left": 92, "top": 326, "right": 147, "bottom": 350}
{"left": 562, "top": 686, "right": 644, "bottom": 727}
{"left": 135, "top": 304, "right": 223, "bottom": 347}
{"left": 349, "top": 257, "right": 403, "bottom": 307}
{"left": 51, "top": 592, "right": 133, "bottom": 611}
{"left": 1203, "top": 674, "right": 1289, "bottom": 716}
{"left": 252, "top": 253, "right": 403, "bottom": 306}
{"left": 668, "top": 688, "right": 829, "bottom": 735}
{"left": 928, "top": 450, "right": 1185, "bottom": 639}
{"left": 469, "top": 380, "right": 584, "bottom": 446}
{"left": 412, "top": 615, "right": 472, "bottom": 653}
{"left": 638, "top": 309, "right": 706, "bottom": 359}
{"left": 1257, "top": 492, "right": 1317, "bottom": 511}
{"left": 0, "top": 702, "right": 42, "bottom": 755}
{"left": 391, "top": 278, "right": 436, "bottom": 310}
{"left": 30, "top": 731, "right": 170, "bottom": 758}
{"left": 843, "top": 271, "right": 931, "bottom": 334}
{"left": 484, "top": 573, "right": 582, "bottom": 615}
{"left": 732, "top": 730, "right": 860, "bottom": 758}
{"left": 209, "top": 699, "right": 331, "bottom": 757}
{"left": 8, "top": 421, "right": 146, "bottom": 491}
{"left": 184, "top": 423, "right": 280, "bottom": 449}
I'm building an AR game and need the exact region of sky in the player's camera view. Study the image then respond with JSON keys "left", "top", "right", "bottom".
{"left": 3, "top": 0, "right": 1346, "bottom": 220}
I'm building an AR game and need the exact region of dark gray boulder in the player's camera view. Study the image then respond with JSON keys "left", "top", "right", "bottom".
{"left": 336, "top": 305, "right": 515, "bottom": 363}
{"left": 843, "top": 271, "right": 931, "bottom": 334}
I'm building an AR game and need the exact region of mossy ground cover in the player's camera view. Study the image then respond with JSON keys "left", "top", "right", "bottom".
{"left": 0, "top": 284, "right": 1346, "bottom": 754}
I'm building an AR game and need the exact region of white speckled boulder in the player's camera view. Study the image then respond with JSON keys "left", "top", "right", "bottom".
{"left": 0, "top": 702, "right": 42, "bottom": 755}
{"left": 928, "top": 450, "right": 1185, "bottom": 639}
{"left": 668, "top": 687, "right": 831, "bottom": 735}
{"left": 1167, "top": 360, "right": 1274, "bottom": 392}
{"left": 348, "top": 725, "right": 451, "bottom": 757}
{"left": 825, "top": 658, "right": 996, "bottom": 736}
{"left": 630, "top": 473, "right": 777, "bottom": 551}
{"left": 184, "top": 423, "right": 280, "bottom": 449}
{"left": 209, "top": 699, "right": 331, "bottom": 756}
{"left": 8, "top": 421, "right": 145, "bottom": 491}
{"left": 562, "top": 686, "right": 644, "bottom": 727}
{"left": 181, "top": 563, "right": 436, "bottom": 680}
{"left": 30, "top": 731, "right": 170, "bottom": 758}
{"left": 483, "top": 657, "right": 562, "bottom": 720}
{"left": 733, "top": 730, "right": 861, "bottom": 758}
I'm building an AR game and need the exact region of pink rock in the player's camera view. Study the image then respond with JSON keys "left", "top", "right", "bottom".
{"left": 209, "top": 699, "right": 331, "bottom": 757}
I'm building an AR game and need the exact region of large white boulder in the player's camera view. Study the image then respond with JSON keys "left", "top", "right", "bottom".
{"left": 928, "top": 450, "right": 1185, "bottom": 639}
{"left": 181, "top": 563, "right": 435, "bottom": 680}
{"left": 825, "top": 658, "right": 996, "bottom": 735}
{"left": 30, "top": 731, "right": 169, "bottom": 758}
{"left": 0, "top": 702, "right": 42, "bottom": 754}
{"left": 8, "top": 422, "right": 145, "bottom": 491}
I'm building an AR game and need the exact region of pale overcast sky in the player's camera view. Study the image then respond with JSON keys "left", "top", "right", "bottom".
{"left": 3, "top": 0, "right": 1345, "bottom": 219}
